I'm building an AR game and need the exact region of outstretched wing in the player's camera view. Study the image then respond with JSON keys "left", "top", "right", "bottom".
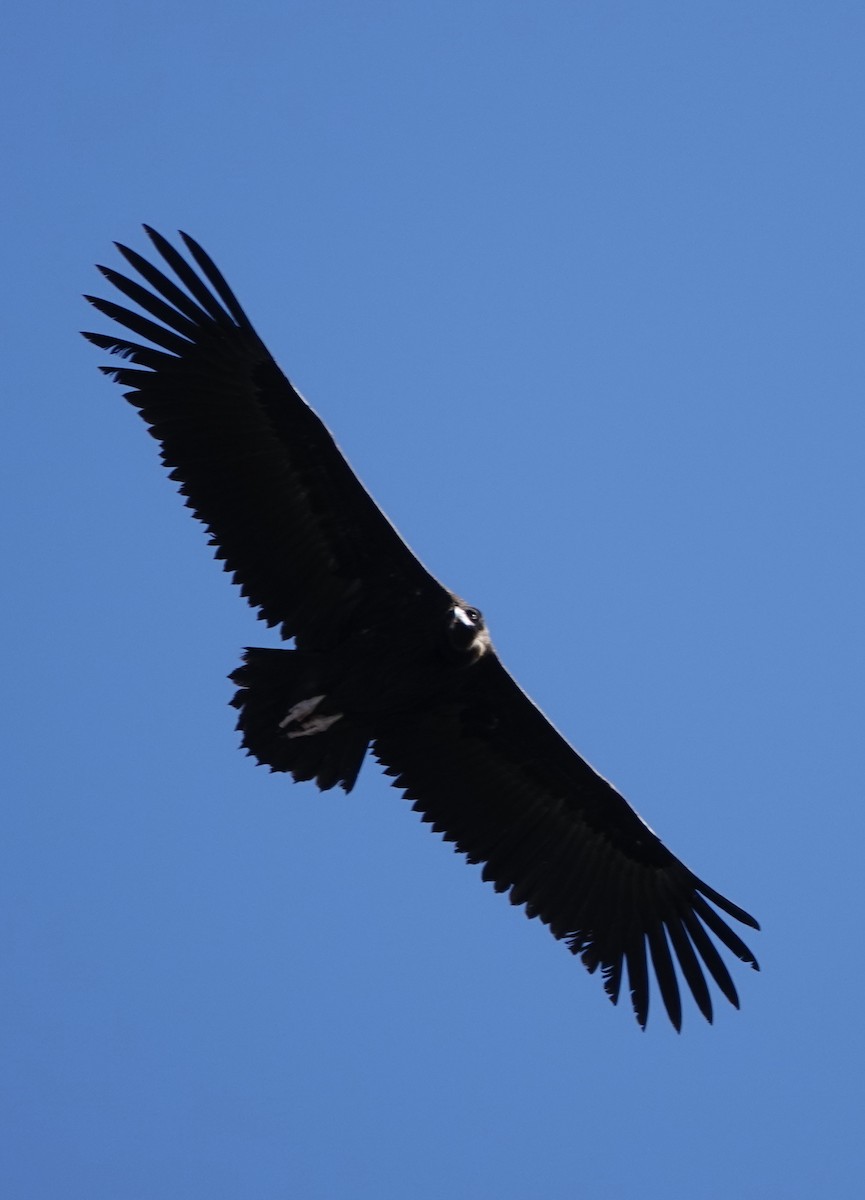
{"left": 374, "top": 653, "right": 759, "bottom": 1030}
{"left": 83, "top": 227, "right": 445, "bottom": 648}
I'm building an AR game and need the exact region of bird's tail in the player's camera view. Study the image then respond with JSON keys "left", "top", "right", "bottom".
{"left": 230, "top": 647, "right": 369, "bottom": 792}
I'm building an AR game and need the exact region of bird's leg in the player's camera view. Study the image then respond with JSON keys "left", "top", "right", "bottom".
{"left": 279, "top": 695, "right": 326, "bottom": 729}
{"left": 279, "top": 695, "right": 343, "bottom": 738}
{"left": 286, "top": 712, "right": 343, "bottom": 739}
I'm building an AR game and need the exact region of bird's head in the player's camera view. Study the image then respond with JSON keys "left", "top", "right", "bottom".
{"left": 446, "top": 601, "right": 490, "bottom": 661}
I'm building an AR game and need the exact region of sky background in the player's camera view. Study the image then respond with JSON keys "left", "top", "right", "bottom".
{"left": 3, "top": 2, "right": 864, "bottom": 1197}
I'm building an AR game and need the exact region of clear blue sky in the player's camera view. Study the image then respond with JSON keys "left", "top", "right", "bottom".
{"left": 3, "top": 3, "right": 864, "bottom": 1197}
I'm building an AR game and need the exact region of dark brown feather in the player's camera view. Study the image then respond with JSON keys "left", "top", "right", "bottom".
{"left": 84, "top": 228, "right": 442, "bottom": 646}
{"left": 373, "top": 653, "right": 758, "bottom": 1029}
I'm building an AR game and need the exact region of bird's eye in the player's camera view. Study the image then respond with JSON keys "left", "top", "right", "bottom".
{"left": 450, "top": 604, "right": 481, "bottom": 631}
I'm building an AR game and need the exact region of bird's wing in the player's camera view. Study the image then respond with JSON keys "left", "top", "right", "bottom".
{"left": 83, "top": 228, "right": 445, "bottom": 647}
{"left": 373, "top": 652, "right": 759, "bottom": 1030}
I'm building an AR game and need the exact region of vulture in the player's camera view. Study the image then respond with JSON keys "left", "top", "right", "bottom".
{"left": 84, "top": 227, "right": 759, "bottom": 1030}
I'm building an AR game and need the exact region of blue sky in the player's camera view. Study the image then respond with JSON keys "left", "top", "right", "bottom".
{"left": 3, "top": 2, "right": 864, "bottom": 1196}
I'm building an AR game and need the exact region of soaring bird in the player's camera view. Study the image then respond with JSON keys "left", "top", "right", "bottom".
{"left": 84, "top": 228, "right": 759, "bottom": 1029}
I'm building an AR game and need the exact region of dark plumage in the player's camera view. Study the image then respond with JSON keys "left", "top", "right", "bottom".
{"left": 84, "top": 228, "right": 759, "bottom": 1029}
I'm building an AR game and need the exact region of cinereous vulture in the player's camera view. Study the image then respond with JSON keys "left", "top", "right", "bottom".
{"left": 84, "top": 228, "right": 759, "bottom": 1030}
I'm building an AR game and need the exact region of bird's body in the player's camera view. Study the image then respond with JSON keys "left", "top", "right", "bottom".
{"left": 231, "top": 592, "right": 485, "bottom": 792}
{"left": 84, "top": 228, "right": 759, "bottom": 1029}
